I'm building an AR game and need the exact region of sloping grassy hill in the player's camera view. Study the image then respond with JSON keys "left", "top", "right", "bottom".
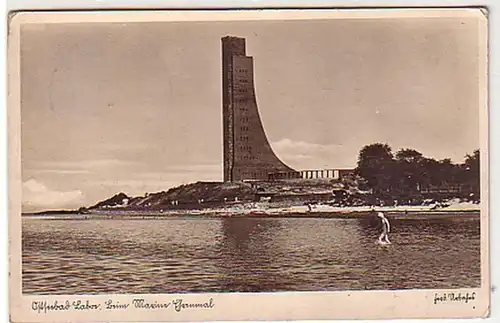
{"left": 132, "top": 181, "right": 256, "bottom": 207}
{"left": 87, "top": 178, "right": 361, "bottom": 211}
{"left": 89, "top": 181, "right": 257, "bottom": 210}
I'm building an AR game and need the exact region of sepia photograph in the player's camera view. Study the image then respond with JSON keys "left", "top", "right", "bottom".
{"left": 8, "top": 8, "right": 489, "bottom": 322}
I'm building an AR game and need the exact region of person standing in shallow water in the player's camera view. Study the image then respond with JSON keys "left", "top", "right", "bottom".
{"left": 377, "top": 211, "right": 391, "bottom": 244}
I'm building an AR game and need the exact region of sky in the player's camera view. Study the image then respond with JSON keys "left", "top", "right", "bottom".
{"left": 20, "top": 15, "right": 482, "bottom": 212}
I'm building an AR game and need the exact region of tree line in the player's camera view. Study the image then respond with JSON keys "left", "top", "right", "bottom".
{"left": 355, "top": 143, "right": 480, "bottom": 203}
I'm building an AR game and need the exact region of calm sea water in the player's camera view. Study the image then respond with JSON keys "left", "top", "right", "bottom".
{"left": 22, "top": 215, "right": 481, "bottom": 294}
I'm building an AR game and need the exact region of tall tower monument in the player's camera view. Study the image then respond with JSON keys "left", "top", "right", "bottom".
{"left": 222, "top": 36, "right": 298, "bottom": 182}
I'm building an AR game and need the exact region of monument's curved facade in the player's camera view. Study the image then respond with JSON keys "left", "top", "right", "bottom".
{"left": 222, "top": 36, "right": 298, "bottom": 182}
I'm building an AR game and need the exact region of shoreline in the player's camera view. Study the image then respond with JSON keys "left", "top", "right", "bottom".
{"left": 22, "top": 206, "right": 481, "bottom": 220}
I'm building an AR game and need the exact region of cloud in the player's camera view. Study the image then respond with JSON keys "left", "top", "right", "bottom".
{"left": 143, "top": 164, "right": 221, "bottom": 175}
{"left": 98, "top": 142, "right": 148, "bottom": 152}
{"left": 84, "top": 164, "right": 221, "bottom": 198}
{"left": 24, "top": 159, "right": 141, "bottom": 178}
{"left": 95, "top": 166, "right": 222, "bottom": 195}
{"left": 89, "top": 180, "right": 177, "bottom": 199}
{"left": 126, "top": 164, "right": 221, "bottom": 186}
{"left": 272, "top": 138, "right": 342, "bottom": 155}
{"left": 23, "top": 179, "right": 84, "bottom": 211}
{"left": 37, "top": 159, "right": 134, "bottom": 170}
{"left": 34, "top": 169, "right": 91, "bottom": 175}
{"left": 93, "top": 179, "right": 181, "bottom": 196}
{"left": 271, "top": 138, "right": 352, "bottom": 168}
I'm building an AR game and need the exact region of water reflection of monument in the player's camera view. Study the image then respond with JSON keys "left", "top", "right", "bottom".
{"left": 216, "top": 218, "right": 292, "bottom": 291}
{"left": 222, "top": 36, "right": 353, "bottom": 182}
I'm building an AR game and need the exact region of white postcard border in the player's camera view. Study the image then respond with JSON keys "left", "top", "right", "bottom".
{"left": 8, "top": 8, "right": 490, "bottom": 322}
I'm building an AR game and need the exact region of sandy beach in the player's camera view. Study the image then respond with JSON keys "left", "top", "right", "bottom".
{"left": 22, "top": 200, "right": 480, "bottom": 220}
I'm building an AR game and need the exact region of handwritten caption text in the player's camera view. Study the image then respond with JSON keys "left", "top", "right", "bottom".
{"left": 31, "top": 298, "right": 215, "bottom": 314}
